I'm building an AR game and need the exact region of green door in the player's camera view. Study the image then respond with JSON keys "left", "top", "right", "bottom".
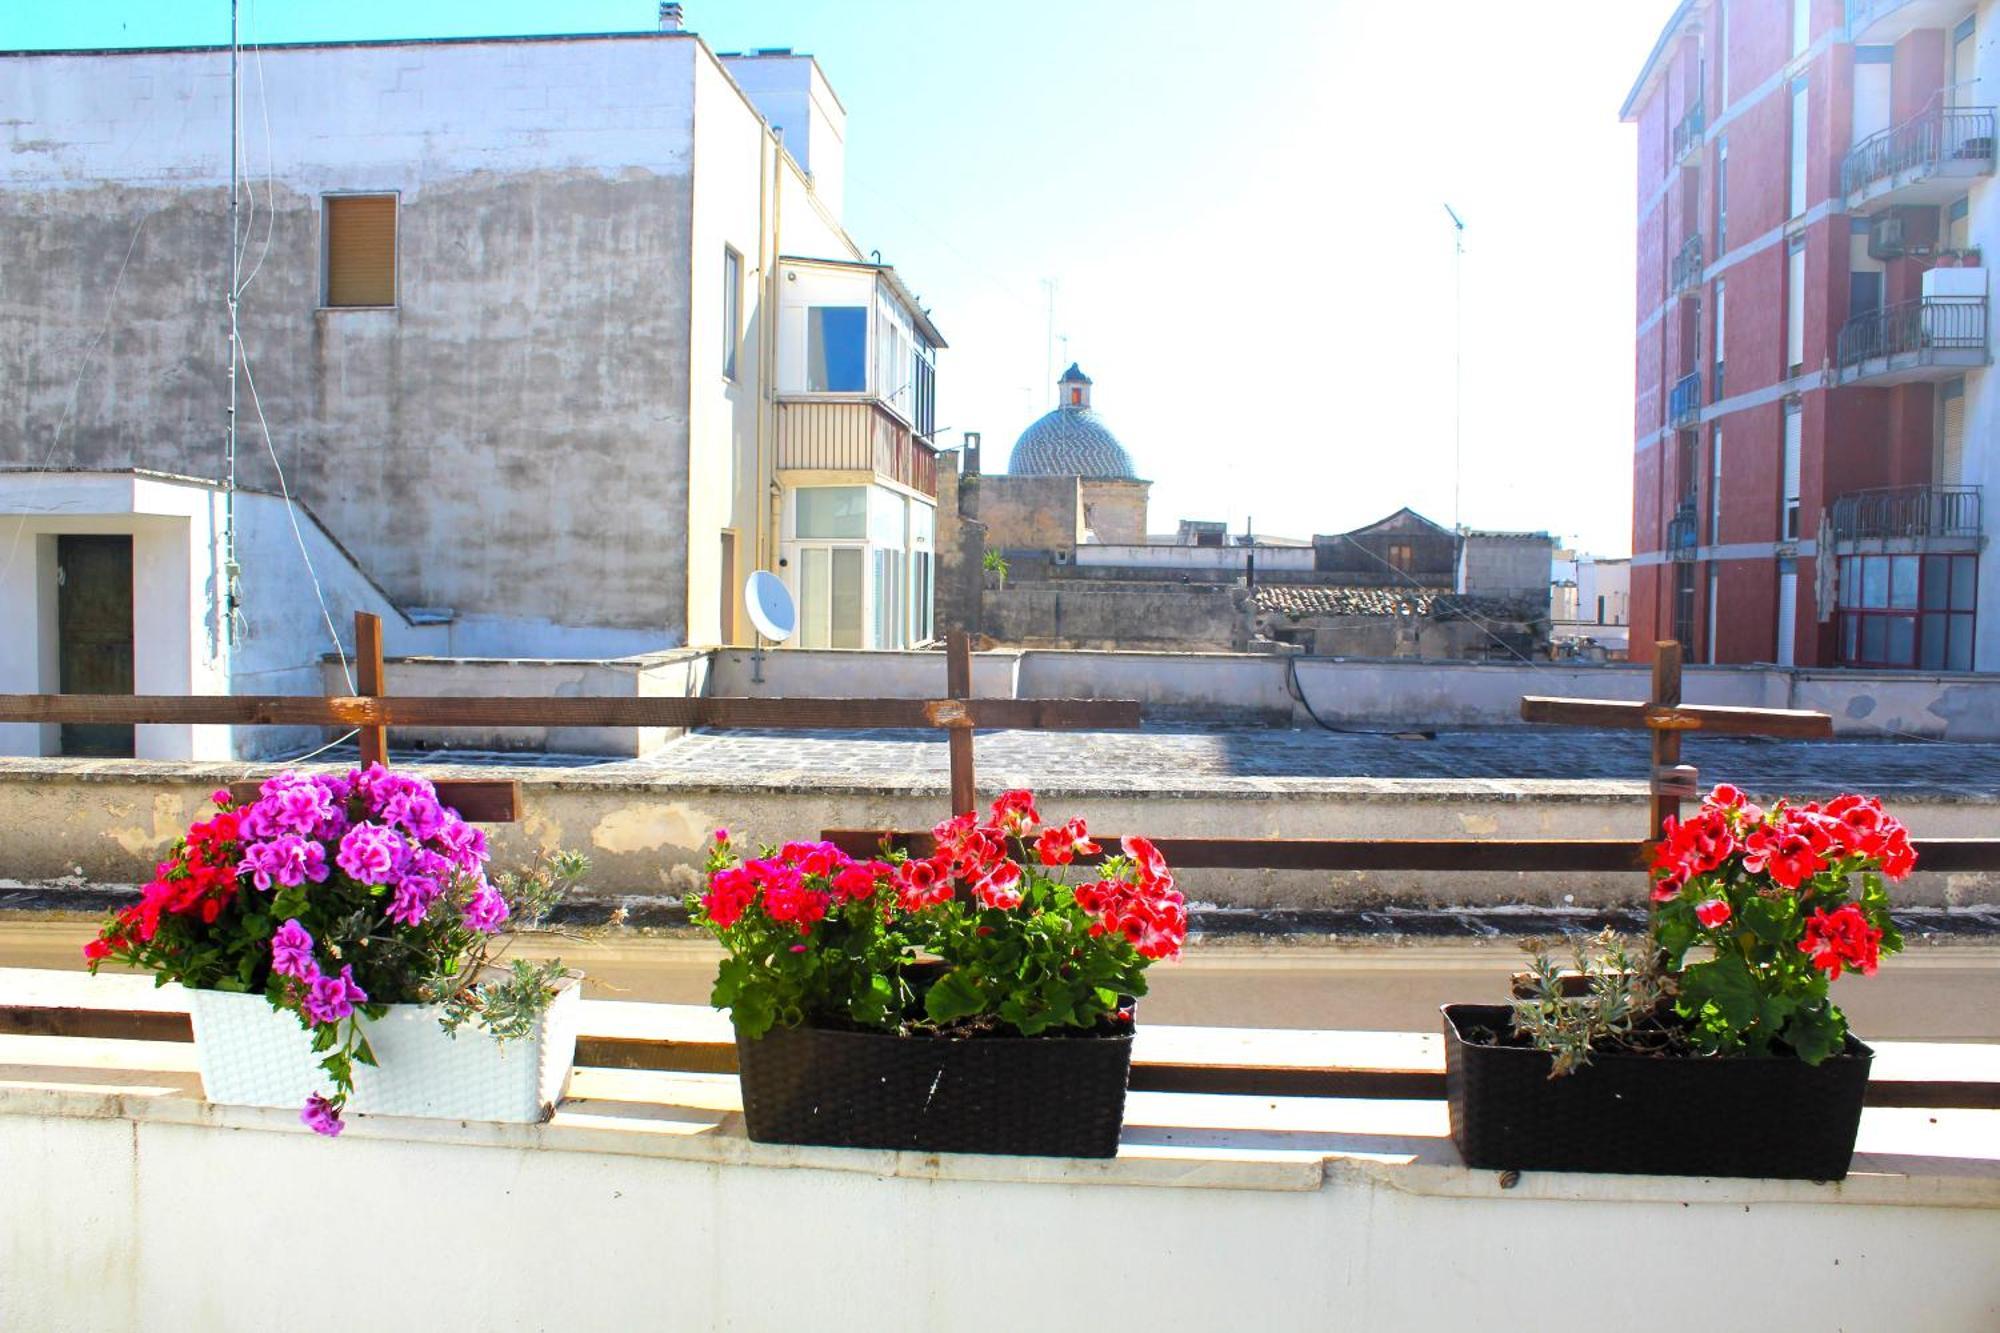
{"left": 57, "top": 534, "right": 134, "bottom": 757}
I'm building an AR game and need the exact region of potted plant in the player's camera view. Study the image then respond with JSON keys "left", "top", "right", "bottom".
{"left": 690, "top": 790, "right": 1184, "bottom": 1157}
{"left": 85, "top": 766, "right": 586, "bottom": 1137}
{"left": 982, "top": 548, "right": 1010, "bottom": 590}
{"left": 1443, "top": 784, "right": 1913, "bottom": 1180}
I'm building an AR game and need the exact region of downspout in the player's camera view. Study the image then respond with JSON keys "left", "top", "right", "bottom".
{"left": 763, "top": 133, "right": 785, "bottom": 576}
{"left": 753, "top": 128, "right": 770, "bottom": 576}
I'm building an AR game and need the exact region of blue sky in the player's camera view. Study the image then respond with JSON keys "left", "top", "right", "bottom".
{"left": 6, "top": 0, "right": 1680, "bottom": 555}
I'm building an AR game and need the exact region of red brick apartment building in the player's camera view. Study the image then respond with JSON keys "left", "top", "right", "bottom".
{"left": 1624, "top": 0, "right": 1992, "bottom": 671}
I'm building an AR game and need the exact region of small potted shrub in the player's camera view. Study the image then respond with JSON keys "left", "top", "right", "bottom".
{"left": 86, "top": 766, "right": 586, "bottom": 1137}
{"left": 1443, "top": 784, "right": 1913, "bottom": 1180}
{"left": 691, "top": 790, "right": 1184, "bottom": 1157}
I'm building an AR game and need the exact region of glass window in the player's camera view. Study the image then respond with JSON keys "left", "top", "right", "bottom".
{"left": 800, "top": 548, "right": 829, "bottom": 648}
{"left": 1889, "top": 556, "right": 1919, "bottom": 609}
{"left": 1948, "top": 616, "right": 1975, "bottom": 671}
{"left": 1951, "top": 555, "right": 1977, "bottom": 610}
{"left": 795, "top": 487, "right": 867, "bottom": 539}
{"left": 1861, "top": 556, "right": 1887, "bottom": 607}
{"left": 722, "top": 248, "right": 741, "bottom": 380}
{"left": 1922, "top": 614, "right": 1948, "bottom": 668}
{"left": 807, "top": 306, "right": 868, "bottom": 392}
{"left": 1789, "top": 79, "right": 1809, "bottom": 218}
{"left": 1885, "top": 615, "right": 1916, "bottom": 664}
{"left": 1923, "top": 556, "right": 1952, "bottom": 610}
{"left": 1861, "top": 616, "right": 1888, "bottom": 662}
{"left": 830, "top": 548, "right": 864, "bottom": 649}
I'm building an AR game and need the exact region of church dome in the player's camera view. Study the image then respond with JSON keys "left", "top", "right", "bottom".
{"left": 1006, "top": 364, "right": 1140, "bottom": 480}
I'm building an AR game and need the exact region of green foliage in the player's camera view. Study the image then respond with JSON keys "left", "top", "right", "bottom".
{"left": 1510, "top": 931, "right": 1675, "bottom": 1077}
{"left": 982, "top": 549, "right": 1009, "bottom": 583}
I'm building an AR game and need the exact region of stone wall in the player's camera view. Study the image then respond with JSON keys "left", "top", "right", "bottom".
{"left": 1080, "top": 478, "right": 1149, "bottom": 545}
{"left": 981, "top": 584, "right": 1251, "bottom": 652}
{"left": 977, "top": 474, "right": 1086, "bottom": 555}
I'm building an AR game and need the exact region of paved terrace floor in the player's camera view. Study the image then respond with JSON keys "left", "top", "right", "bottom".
{"left": 360, "top": 725, "right": 2000, "bottom": 799}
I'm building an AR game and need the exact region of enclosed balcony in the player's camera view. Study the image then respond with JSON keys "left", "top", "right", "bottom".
{"left": 1828, "top": 483, "right": 1983, "bottom": 552}
{"left": 1668, "top": 233, "right": 1704, "bottom": 298}
{"left": 1666, "top": 502, "right": 1699, "bottom": 562}
{"left": 1843, "top": 104, "right": 1997, "bottom": 210}
{"left": 1835, "top": 290, "right": 1989, "bottom": 385}
{"left": 1848, "top": 0, "right": 1982, "bottom": 43}
{"left": 775, "top": 399, "right": 938, "bottom": 497}
{"left": 1670, "top": 99, "right": 1704, "bottom": 165}
{"left": 1667, "top": 372, "right": 1701, "bottom": 430}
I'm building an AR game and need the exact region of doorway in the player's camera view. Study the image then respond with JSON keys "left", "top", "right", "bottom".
{"left": 57, "top": 534, "right": 134, "bottom": 756}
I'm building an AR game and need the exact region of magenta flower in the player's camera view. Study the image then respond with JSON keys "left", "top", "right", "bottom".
{"left": 303, "top": 964, "right": 369, "bottom": 1024}
{"left": 336, "top": 823, "right": 407, "bottom": 886}
{"left": 385, "top": 874, "right": 443, "bottom": 927}
{"left": 270, "top": 919, "right": 316, "bottom": 979}
{"left": 435, "top": 820, "right": 488, "bottom": 876}
{"left": 300, "top": 1093, "right": 344, "bottom": 1137}
{"left": 714, "top": 828, "right": 731, "bottom": 845}
{"left": 462, "top": 884, "right": 510, "bottom": 934}
{"left": 240, "top": 835, "right": 330, "bottom": 891}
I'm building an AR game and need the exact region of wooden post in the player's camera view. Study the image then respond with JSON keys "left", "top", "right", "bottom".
{"left": 1649, "top": 639, "right": 1686, "bottom": 839}
{"left": 355, "top": 611, "right": 388, "bottom": 769}
{"left": 945, "top": 629, "right": 976, "bottom": 818}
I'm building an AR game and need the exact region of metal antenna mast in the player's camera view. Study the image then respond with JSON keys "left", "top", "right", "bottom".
{"left": 223, "top": 0, "right": 242, "bottom": 646}
{"left": 1444, "top": 203, "right": 1466, "bottom": 533}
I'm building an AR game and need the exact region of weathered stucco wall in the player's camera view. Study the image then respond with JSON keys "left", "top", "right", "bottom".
{"left": 1080, "top": 477, "right": 1149, "bottom": 545}
{"left": 981, "top": 584, "right": 1251, "bottom": 652}
{"left": 0, "top": 37, "right": 705, "bottom": 655}
{"left": 978, "top": 474, "right": 1085, "bottom": 554}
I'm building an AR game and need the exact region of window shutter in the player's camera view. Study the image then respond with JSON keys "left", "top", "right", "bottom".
{"left": 326, "top": 196, "right": 396, "bottom": 307}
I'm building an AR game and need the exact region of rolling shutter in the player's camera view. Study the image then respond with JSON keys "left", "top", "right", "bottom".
{"left": 325, "top": 195, "right": 396, "bottom": 307}
{"left": 1941, "top": 382, "right": 1966, "bottom": 484}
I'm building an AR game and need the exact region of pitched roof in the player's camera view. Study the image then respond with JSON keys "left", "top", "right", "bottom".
{"left": 1252, "top": 585, "right": 1543, "bottom": 621}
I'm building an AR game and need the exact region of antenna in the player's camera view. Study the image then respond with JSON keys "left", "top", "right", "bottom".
{"left": 1444, "top": 203, "right": 1466, "bottom": 533}
{"left": 223, "top": 0, "right": 241, "bottom": 646}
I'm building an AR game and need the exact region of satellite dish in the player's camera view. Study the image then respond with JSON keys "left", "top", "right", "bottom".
{"left": 744, "top": 570, "right": 797, "bottom": 642}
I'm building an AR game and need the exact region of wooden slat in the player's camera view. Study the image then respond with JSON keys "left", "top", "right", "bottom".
{"left": 1520, "top": 695, "right": 1835, "bottom": 739}
{"left": 945, "top": 630, "right": 977, "bottom": 817}
{"left": 224, "top": 779, "right": 521, "bottom": 824}
{"left": 0, "top": 1005, "right": 192, "bottom": 1043}
{"left": 1650, "top": 641, "right": 1685, "bottom": 838}
{"left": 0, "top": 695, "right": 1141, "bottom": 732}
{"left": 356, "top": 612, "right": 387, "bottom": 769}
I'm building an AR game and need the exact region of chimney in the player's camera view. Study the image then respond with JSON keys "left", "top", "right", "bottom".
{"left": 962, "top": 431, "right": 982, "bottom": 477}
{"left": 658, "top": 3, "right": 684, "bottom": 31}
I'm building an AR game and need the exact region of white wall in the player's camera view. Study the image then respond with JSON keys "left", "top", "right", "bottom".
{"left": 718, "top": 53, "right": 847, "bottom": 220}
{"left": 1961, "top": 1, "right": 1999, "bottom": 668}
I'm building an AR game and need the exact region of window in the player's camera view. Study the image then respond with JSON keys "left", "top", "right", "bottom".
{"left": 1789, "top": 78, "right": 1809, "bottom": 218}
{"left": 1388, "top": 542, "right": 1415, "bottom": 573}
{"left": 1786, "top": 238, "right": 1806, "bottom": 377}
{"left": 1792, "top": 0, "right": 1810, "bottom": 57}
{"left": 1718, "top": 0, "right": 1729, "bottom": 105}
{"left": 1712, "top": 277, "right": 1726, "bottom": 398}
{"left": 913, "top": 550, "right": 935, "bottom": 642}
{"left": 798, "top": 546, "right": 864, "bottom": 650}
{"left": 1777, "top": 560, "right": 1798, "bottom": 668}
{"left": 1852, "top": 47, "right": 1893, "bottom": 147}
{"left": 1715, "top": 137, "right": 1728, "bottom": 252}
{"left": 1674, "top": 563, "right": 1697, "bottom": 651}
{"left": 1707, "top": 565, "right": 1720, "bottom": 664}
{"left": 1782, "top": 403, "right": 1803, "bottom": 541}
{"left": 912, "top": 341, "right": 937, "bottom": 438}
{"left": 324, "top": 194, "right": 396, "bottom": 307}
{"left": 807, "top": 306, "right": 868, "bottom": 392}
{"left": 795, "top": 486, "right": 867, "bottom": 539}
{"left": 1839, "top": 554, "right": 1977, "bottom": 669}
{"left": 1709, "top": 427, "right": 1724, "bottom": 544}
{"left": 722, "top": 248, "right": 742, "bottom": 380}
{"left": 1940, "top": 378, "right": 1966, "bottom": 484}
{"left": 1949, "top": 196, "right": 1971, "bottom": 252}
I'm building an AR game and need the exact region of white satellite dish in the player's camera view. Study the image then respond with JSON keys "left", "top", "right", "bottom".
{"left": 744, "top": 570, "right": 797, "bottom": 642}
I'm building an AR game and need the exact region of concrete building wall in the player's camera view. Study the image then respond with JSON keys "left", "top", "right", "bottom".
{"left": 981, "top": 585, "right": 1249, "bottom": 653}
{"left": 978, "top": 475, "right": 1086, "bottom": 555}
{"left": 1956, "top": 0, "right": 2000, "bottom": 667}
{"left": 0, "top": 36, "right": 709, "bottom": 656}
{"left": 1456, "top": 533, "right": 1554, "bottom": 602}
{"left": 1080, "top": 478, "right": 1149, "bottom": 545}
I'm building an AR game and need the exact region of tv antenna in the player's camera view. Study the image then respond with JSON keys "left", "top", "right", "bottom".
{"left": 1445, "top": 203, "right": 1466, "bottom": 532}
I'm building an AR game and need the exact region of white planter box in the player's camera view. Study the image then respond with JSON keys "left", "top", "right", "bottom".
{"left": 182, "top": 978, "right": 582, "bottom": 1123}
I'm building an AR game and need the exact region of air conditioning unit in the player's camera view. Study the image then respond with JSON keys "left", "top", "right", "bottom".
{"left": 1868, "top": 209, "right": 1906, "bottom": 261}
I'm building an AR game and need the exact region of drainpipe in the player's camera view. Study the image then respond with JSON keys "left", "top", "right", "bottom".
{"left": 753, "top": 130, "right": 770, "bottom": 577}
{"left": 762, "top": 133, "right": 786, "bottom": 577}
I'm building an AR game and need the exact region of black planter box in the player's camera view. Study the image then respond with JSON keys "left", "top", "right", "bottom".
{"left": 735, "top": 1021, "right": 1133, "bottom": 1158}
{"left": 1442, "top": 1004, "right": 1873, "bottom": 1181}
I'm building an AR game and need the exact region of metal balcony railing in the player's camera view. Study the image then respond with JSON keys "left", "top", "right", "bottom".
{"left": 1841, "top": 104, "right": 1997, "bottom": 199}
{"left": 1668, "top": 372, "right": 1702, "bottom": 429}
{"left": 1836, "top": 295, "right": 1988, "bottom": 375}
{"left": 1667, "top": 503, "right": 1699, "bottom": 562}
{"left": 1669, "top": 233, "right": 1704, "bottom": 297}
{"left": 1846, "top": 0, "right": 1903, "bottom": 32}
{"left": 1829, "top": 484, "right": 1983, "bottom": 545}
{"left": 1671, "top": 99, "right": 1705, "bottom": 163}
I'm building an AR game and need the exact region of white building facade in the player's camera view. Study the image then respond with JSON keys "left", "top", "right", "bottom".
{"left": 0, "top": 32, "right": 944, "bottom": 757}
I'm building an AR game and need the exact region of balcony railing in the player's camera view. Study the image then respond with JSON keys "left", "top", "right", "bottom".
{"left": 1836, "top": 295, "right": 1989, "bottom": 382}
{"left": 1671, "top": 99, "right": 1705, "bottom": 164}
{"left": 1848, "top": 0, "right": 1976, "bottom": 43}
{"left": 1666, "top": 503, "right": 1699, "bottom": 562}
{"left": 1668, "top": 372, "right": 1702, "bottom": 430}
{"left": 1829, "top": 484, "right": 1983, "bottom": 546}
{"left": 775, "top": 399, "right": 939, "bottom": 497}
{"left": 1841, "top": 104, "right": 1997, "bottom": 203}
{"left": 1668, "top": 233, "right": 1704, "bottom": 298}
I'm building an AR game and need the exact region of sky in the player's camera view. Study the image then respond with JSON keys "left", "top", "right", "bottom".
{"left": 5, "top": 0, "right": 1682, "bottom": 557}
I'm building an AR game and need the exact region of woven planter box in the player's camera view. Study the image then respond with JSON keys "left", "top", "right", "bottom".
{"left": 736, "top": 1020, "right": 1134, "bottom": 1158}
{"left": 1442, "top": 1004, "right": 1873, "bottom": 1180}
{"left": 183, "top": 978, "right": 582, "bottom": 1124}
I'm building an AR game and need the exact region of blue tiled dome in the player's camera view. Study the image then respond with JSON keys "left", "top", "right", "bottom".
{"left": 1006, "top": 365, "right": 1139, "bottom": 479}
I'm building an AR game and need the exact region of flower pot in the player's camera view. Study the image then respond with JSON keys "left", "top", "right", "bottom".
{"left": 1442, "top": 1004, "right": 1872, "bottom": 1180}
{"left": 735, "top": 1020, "right": 1133, "bottom": 1158}
{"left": 183, "top": 977, "right": 582, "bottom": 1124}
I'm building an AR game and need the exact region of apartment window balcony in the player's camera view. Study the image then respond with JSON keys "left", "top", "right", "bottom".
{"left": 1666, "top": 503, "right": 1699, "bottom": 563}
{"left": 1835, "top": 293, "right": 1989, "bottom": 385}
{"left": 1842, "top": 104, "right": 1996, "bottom": 209}
{"left": 1668, "top": 373, "right": 1702, "bottom": 430}
{"left": 1848, "top": 0, "right": 1979, "bottom": 44}
{"left": 775, "top": 399, "right": 939, "bottom": 498}
{"left": 1829, "top": 484, "right": 1983, "bottom": 552}
{"left": 1668, "top": 234, "right": 1704, "bottom": 299}
{"left": 1671, "top": 100, "right": 1705, "bottom": 165}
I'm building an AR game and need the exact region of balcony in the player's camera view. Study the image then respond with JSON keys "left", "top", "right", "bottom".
{"left": 775, "top": 398, "right": 938, "bottom": 497}
{"left": 1668, "top": 372, "right": 1702, "bottom": 430}
{"left": 1835, "top": 293, "right": 1990, "bottom": 385}
{"left": 1848, "top": 0, "right": 1980, "bottom": 43}
{"left": 1671, "top": 99, "right": 1705, "bottom": 164}
{"left": 1829, "top": 483, "right": 1983, "bottom": 551}
{"left": 1666, "top": 503, "right": 1699, "bottom": 562}
{"left": 1668, "top": 234, "right": 1704, "bottom": 299}
{"left": 1843, "top": 104, "right": 1997, "bottom": 210}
